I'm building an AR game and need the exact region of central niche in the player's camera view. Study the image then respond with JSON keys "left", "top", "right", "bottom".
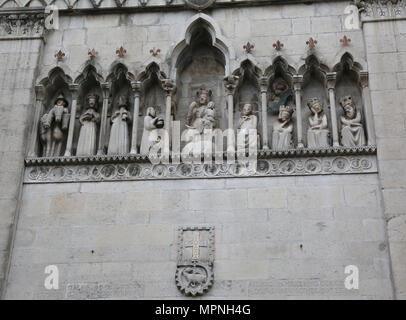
{"left": 175, "top": 25, "right": 226, "bottom": 136}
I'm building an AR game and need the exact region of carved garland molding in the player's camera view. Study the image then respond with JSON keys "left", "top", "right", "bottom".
{"left": 358, "top": 0, "right": 406, "bottom": 21}
{"left": 24, "top": 153, "right": 377, "bottom": 183}
{"left": 0, "top": 12, "right": 45, "bottom": 39}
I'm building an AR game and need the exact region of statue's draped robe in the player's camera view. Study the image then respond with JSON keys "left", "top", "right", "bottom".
{"left": 76, "top": 109, "right": 100, "bottom": 156}
{"left": 340, "top": 111, "right": 366, "bottom": 147}
{"left": 307, "top": 113, "right": 329, "bottom": 148}
{"left": 272, "top": 120, "right": 293, "bottom": 150}
{"left": 238, "top": 114, "right": 258, "bottom": 149}
{"left": 140, "top": 115, "right": 160, "bottom": 155}
{"left": 107, "top": 109, "right": 131, "bottom": 155}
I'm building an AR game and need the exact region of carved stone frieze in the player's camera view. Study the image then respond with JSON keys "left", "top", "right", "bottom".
{"left": 359, "top": 0, "right": 406, "bottom": 21}
{"left": 0, "top": 12, "right": 45, "bottom": 39}
{"left": 24, "top": 152, "right": 377, "bottom": 183}
{"left": 176, "top": 226, "right": 215, "bottom": 296}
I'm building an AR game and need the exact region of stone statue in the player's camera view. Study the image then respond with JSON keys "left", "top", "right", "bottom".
{"left": 107, "top": 96, "right": 132, "bottom": 155}
{"left": 40, "top": 93, "right": 70, "bottom": 157}
{"left": 339, "top": 95, "right": 366, "bottom": 147}
{"left": 269, "top": 78, "right": 292, "bottom": 112}
{"left": 238, "top": 103, "right": 258, "bottom": 148}
{"left": 140, "top": 106, "right": 164, "bottom": 155}
{"left": 76, "top": 93, "right": 101, "bottom": 156}
{"left": 272, "top": 105, "right": 294, "bottom": 150}
{"left": 186, "top": 88, "right": 216, "bottom": 134}
{"left": 307, "top": 97, "right": 329, "bottom": 148}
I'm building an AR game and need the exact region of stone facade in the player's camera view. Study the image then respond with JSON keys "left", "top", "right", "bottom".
{"left": 0, "top": 0, "right": 405, "bottom": 299}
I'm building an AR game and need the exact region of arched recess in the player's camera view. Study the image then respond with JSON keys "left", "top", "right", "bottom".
{"left": 72, "top": 64, "right": 104, "bottom": 156}
{"left": 264, "top": 56, "right": 296, "bottom": 147}
{"left": 134, "top": 62, "right": 167, "bottom": 149}
{"left": 171, "top": 16, "right": 229, "bottom": 133}
{"left": 37, "top": 66, "right": 73, "bottom": 157}
{"left": 333, "top": 52, "right": 366, "bottom": 143}
{"left": 298, "top": 54, "right": 330, "bottom": 147}
{"left": 232, "top": 59, "right": 261, "bottom": 139}
{"left": 167, "top": 12, "right": 235, "bottom": 80}
{"left": 104, "top": 62, "right": 134, "bottom": 154}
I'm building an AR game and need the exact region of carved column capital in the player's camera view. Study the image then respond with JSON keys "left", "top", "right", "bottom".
{"left": 68, "top": 84, "right": 80, "bottom": 99}
{"left": 101, "top": 82, "right": 111, "bottom": 99}
{"left": 224, "top": 75, "right": 239, "bottom": 95}
{"left": 130, "top": 81, "right": 142, "bottom": 96}
{"left": 259, "top": 77, "right": 269, "bottom": 93}
{"left": 162, "top": 79, "right": 176, "bottom": 96}
{"left": 359, "top": 71, "right": 369, "bottom": 88}
{"left": 34, "top": 85, "right": 45, "bottom": 101}
{"left": 293, "top": 75, "right": 303, "bottom": 91}
{"left": 326, "top": 72, "right": 337, "bottom": 90}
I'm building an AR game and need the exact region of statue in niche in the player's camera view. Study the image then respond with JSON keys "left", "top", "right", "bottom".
{"left": 186, "top": 88, "right": 216, "bottom": 134}
{"left": 339, "top": 95, "right": 366, "bottom": 147}
{"left": 272, "top": 105, "right": 294, "bottom": 150}
{"left": 107, "top": 95, "right": 132, "bottom": 155}
{"left": 238, "top": 103, "right": 258, "bottom": 148}
{"left": 307, "top": 97, "right": 330, "bottom": 148}
{"left": 40, "top": 93, "right": 70, "bottom": 157}
{"left": 76, "top": 93, "right": 101, "bottom": 156}
{"left": 140, "top": 106, "right": 165, "bottom": 155}
{"left": 269, "top": 78, "right": 293, "bottom": 112}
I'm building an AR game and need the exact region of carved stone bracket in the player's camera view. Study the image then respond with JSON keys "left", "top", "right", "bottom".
{"left": 0, "top": 12, "right": 45, "bottom": 39}
{"left": 24, "top": 148, "right": 377, "bottom": 183}
{"left": 176, "top": 226, "right": 215, "bottom": 297}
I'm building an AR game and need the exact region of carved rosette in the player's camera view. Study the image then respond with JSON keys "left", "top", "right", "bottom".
{"left": 0, "top": 13, "right": 45, "bottom": 39}
{"left": 175, "top": 226, "right": 215, "bottom": 297}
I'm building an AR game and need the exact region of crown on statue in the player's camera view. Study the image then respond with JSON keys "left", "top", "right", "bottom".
{"left": 279, "top": 105, "right": 293, "bottom": 114}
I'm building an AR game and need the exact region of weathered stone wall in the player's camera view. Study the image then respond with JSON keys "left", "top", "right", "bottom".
{"left": 5, "top": 175, "right": 393, "bottom": 299}
{"left": 363, "top": 19, "right": 406, "bottom": 299}
{"left": 0, "top": 38, "right": 43, "bottom": 297}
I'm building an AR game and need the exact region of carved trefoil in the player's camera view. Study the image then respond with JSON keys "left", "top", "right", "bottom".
{"left": 175, "top": 226, "right": 215, "bottom": 296}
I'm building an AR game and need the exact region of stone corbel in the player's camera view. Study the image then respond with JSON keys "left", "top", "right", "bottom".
{"left": 259, "top": 77, "right": 269, "bottom": 150}
{"left": 359, "top": 71, "right": 376, "bottom": 146}
{"left": 28, "top": 85, "right": 46, "bottom": 157}
{"left": 130, "top": 81, "right": 142, "bottom": 154}
{"left": 327, "top": 72, "right": 340, "bottom": 147}
{"left": 293, "top": 75, "right": 304, "bottom": 148}
{"left": 64, "top": 84, "right": 79, "bottom": 157}
{"left": 97, "top": 82, "right": 111, "bottom": 155}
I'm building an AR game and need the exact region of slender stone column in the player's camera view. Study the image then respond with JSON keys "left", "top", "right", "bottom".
{"left": 327, "top": 72, "right": 340, "bottom": 147}
{"left": 28, "top": 85, "right": 45, "bottom": 157}
{"left": 293, "top": 75, "right": 304, "bottom": 148}
{"left": 224, "top": 75, "right": 239, "bottom": 152}
{"left": 97, "top": 82, "right": 111, "bottom": 155}
{"left": 130, "top": 81, "right": 142, "bottom": 154}
{"left": 64, "top": 84, "right": 79, "bottom": 157}
{"left": 359, "top": 71, "right": 376, "bottom": 146}
{"left": 259, "top": 77, "right": 269, "bottom": 150}
{"left": 162, "top": 79, "right": 176, "bottom": 147}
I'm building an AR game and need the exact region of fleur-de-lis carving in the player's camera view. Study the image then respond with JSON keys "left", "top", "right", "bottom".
{"left": 116, "top": 46, "right": 127, "bottom": 58}
{"left": 273, "top": 40, "right": 284, "bottom": 51}
{"left": 243, "top": 42, "right": 254, "bottom": 54}
{"left": 150, "top": 48, "right": 161, "bottom": 57}
{"left": 340, "top": 35, "right": 351, "bottom": 46}
{"left": 306, "top": 37, "right": 318, "bottom": 49}
{"left": 55, "top": 50, "right": 65, "bottom": 62}
{"left": 88, "top": 48, "right": 98, "bottom": 60}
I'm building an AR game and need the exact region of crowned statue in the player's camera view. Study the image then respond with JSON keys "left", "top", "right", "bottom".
{"left": 339, "top": 95, "right": 366, "bottom": 147}
{"left": 186, "top": 87, "right": 216, "bottom": 134}
{"left": 307, "top": 97, "right": 329, "bottom": 148}
{"left": 272, "top": 105, "right": 294, "bottom": 150}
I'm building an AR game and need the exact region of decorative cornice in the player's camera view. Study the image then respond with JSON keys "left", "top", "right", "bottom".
{"left": 359, "top": 0, "right": 406, "bottom": 22}
{"left": 24, "top": 153, "right": 378, "bottom": 183}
